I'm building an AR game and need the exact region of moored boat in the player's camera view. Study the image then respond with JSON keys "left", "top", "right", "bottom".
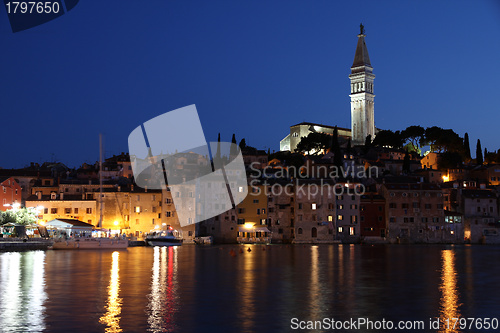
{"left": 145, "top": 227, "right": 183, "bottom": 246}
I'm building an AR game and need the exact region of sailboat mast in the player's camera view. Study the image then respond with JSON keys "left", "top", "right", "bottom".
{"left": 99, "top": 133, "right": 104, "bottom": 228}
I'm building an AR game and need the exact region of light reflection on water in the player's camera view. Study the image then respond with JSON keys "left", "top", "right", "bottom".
{"left": 439, "top": 249, "right": 462, "bottom": 333}
{"left": 99, "top": 251, "right": 122, "bottom": 333}
{"left": 0, "top": 245, "right": 498, "bottom": 332}
{"left": 147, "top": 246, "right": 178, "bottom": 333}
{"left": 0, "top": 251, "right": 47, "bottom": 333}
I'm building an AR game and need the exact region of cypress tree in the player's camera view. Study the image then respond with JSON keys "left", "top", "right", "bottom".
{"left": 230, "top": 134, "right": 238, "bottom": 156}
{"left": 463, "top": 132, "right": 471, "bottom": 161}
{"left": 476, "top": 139, "right": 483, "bottom": 165}
{"left": 403, "top": 150, "right": 411, "bottom": 174}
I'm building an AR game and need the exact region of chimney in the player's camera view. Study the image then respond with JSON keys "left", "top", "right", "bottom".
{"left": 37, "top": 192, "right": 42, "bottom": 200}
{"left": 60, "top": 193, "right": 64, "bottom": 200}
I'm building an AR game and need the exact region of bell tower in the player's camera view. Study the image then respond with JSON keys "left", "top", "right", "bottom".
{"left": 349, "top": 24, "right": 375, "bottom": 145}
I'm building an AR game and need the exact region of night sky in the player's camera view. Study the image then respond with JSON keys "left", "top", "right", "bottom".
{"left": 1, "top": 0, "right": 499, "bottom": 169}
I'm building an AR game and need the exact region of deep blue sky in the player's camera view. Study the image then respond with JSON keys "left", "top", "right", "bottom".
{"left": 1, "top": 0, "right": 499, "bottom": 169}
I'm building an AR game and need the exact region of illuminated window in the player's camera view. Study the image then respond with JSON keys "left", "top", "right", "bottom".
{"left": 238, "top": 186, "right": 244, "bottom": 193}
{"left": 328, "top": 215, "right": 333, "bottom": 222}
{"left": 337, "top": 215, "right": 343, "bottom": 221}
{"left": 86, "top": 208, "right": 92, "bottom": 214}
{"left": 338, "top": 227, "right": 343, "bottom": 233}
{"left": 349, "top": 227, "right": 355, "bottom": 235}
{"left": 312, "top": 203, "right": 317, "bottom": 210}
{"left": 135, "top": 206, "right": 141, "bottom": 213}
{"left": 165, "top": 211, "right": 171, "bottom": 217}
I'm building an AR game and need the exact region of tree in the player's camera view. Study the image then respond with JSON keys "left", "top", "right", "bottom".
{"left": 476, "top": 139, "right": 483, "bottom": 165}
{"left": 0, "top": 207, "right": 38, "bottom": 226}
{"left": 230, "top": 134, "right": 238, "bottom": 156}
{"left": 401, "top": 125, "right": 425, "bottom": 153}
{"left": 239, "top": 138, "right": 246, "bottom": 150}
{"left": 423, "top": 127, "right": 463, "bottom": 153}
{"left": 295, "top": 132, "right": 331, "bottom": 155}
{"left": 484, "top": 148, "right": 488, "bottom": 164}
{"left": 372, "top": 130, "right": 403, "bottom": 148}
{"left": 463, "top": 132, "right": 471, "bottom": 161}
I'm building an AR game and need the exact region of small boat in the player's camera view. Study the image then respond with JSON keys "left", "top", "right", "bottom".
{"left": 145, "top": 227, "right": 183, "bottom": 247}
{"left": 51, "top": 237, "right": 128, "bottom": 250}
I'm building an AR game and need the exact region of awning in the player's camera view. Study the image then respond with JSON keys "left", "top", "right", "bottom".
{"left": 238, "top": 227, "right": 271, "bottom": 233}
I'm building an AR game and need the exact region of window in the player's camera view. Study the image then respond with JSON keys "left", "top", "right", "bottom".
{"left": 378, "top": 216, "right": 383, "bottom": 222}
{"left": 312, "top": 215, "right": 317, "bottom": 221}
{"left": 152, "top": 195, "right": 156, "bottom": 201}
{"left": 298, "top": 228, "right": 303, "bottom": 234}
{"left": 351, "top": 215, "right": 357, "bottom": 223}
{"left": 389, "top": 217, "right": 396, "bottom": 223}
{"left": 238, "top": 208, "right": 245, "bottom": 214}
{"left": 261, "top": 208, "right": 266, "bottom": 214}
{"left": 261, "top": 219, "right": 266, "bottom": 225}
{"left": 402, "top": 203, "right": 409, "bottom": 209}
{"left": 349, "top": 227, "right": 355, "bottom": 235}
{"left": 389, "top": 203, "right": 397, "bottom": 209}
{"left": 433, "top": 217, "right": 440, "bottom": 223}
{"left": 338, "top": 227, "right": 343, "bottom": 233}
{"left": 237, "top": 219, "right": 245, "bottom": 225}
{"left": 65, "top": 208, "right": 71, "bottom": 214}
{"left": 86, "top": 208, "right": 92, "bottom": 214}
{"left": 312, "top": 203, "right": 317, "bottom": 210}
{"left": 137, "top": 195, "right": 140, "bottom": 201}
{"left": 412, "top": 202, "right": 419, "bottom": 208}
{"left": 165, "top": 198, "right": 172, "bottom": 204}
{"left": 298, "top": 203, "right": 303, "bottom": 209}
{"left": 152, "top": 207, "right": 157, "bottom": 213}
{"left": 350, "top": 204, "right": 357, "bottom": 209}
{"left": 74, "top": 208, "right": 79, "bottom": 214}
{"left": 51, "top": 208, "right": 57, "bottom": 214}
{"left": 328, "top": 215, "right": 333, "bottom": 222}
{"left": 135, "top": 206, "right": 141, "bottom": 213}
{"left": 44, "top": 208, "right": 48, "bottom": 214}
{"left": 311, "top": 227, "right": 317, "bottom": 238}
{"left": 165, "top": 211, "right": 171, "bottom": 217}
{"left": 337, "top": 204, "right": 343, "bottom": 210}
{"left": 257, "top": 209, "right": 260, "bottom": 215}
{"left": 337, "top": 215, "right": 343, "bottom": 221}
{"left": 360, "top": 205, "right": 365, "bottom": 212}
{"left": 253, "top": 199, "right": 259, "bottom": 203}
{"left": 328, "top": 203, "right": 334, "bottom": 210}
{"left": 337, "top": 195, "right": 343, "bottom": 201}
{"left": 421, "top": 217, "right": 428, "bottom": 223}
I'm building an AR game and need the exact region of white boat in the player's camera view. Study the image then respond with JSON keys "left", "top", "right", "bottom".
{"left": 51, "top": 237, "right": 128, "bottom": 250}
{"left": 145, "top": 228, "right": 183, "bottom": 246}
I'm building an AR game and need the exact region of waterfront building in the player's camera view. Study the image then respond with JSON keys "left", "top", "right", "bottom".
{"left": 0, "top": 177, "right": 22, "bottom": 210}
{"left": 293, "top": 180, "right": 337, "bottom": 243}
{"left": 335, "top": 182, "right": 361, "bottom": 242}
{"left": 267, "top": 180, "right": 295, "bottom": 243}
{"left": 26, "top": 192, "right": 97, "bottom": 226}
{"left": 360, "top": 193, "right": 386, "bottom": 240}
{"left": 379, "top": 183, "right": 460, "bottom": 243}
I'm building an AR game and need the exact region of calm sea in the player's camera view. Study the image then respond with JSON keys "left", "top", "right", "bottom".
{"left": 0, "top": 245, "right": 499, "bottom": 333}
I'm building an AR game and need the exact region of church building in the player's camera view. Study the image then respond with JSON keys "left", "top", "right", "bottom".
{"left": 280, "top": 25, "right": 376, "bottom": 152}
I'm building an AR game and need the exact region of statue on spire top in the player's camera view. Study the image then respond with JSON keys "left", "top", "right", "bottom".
{"left": 360, "top": 23, "right": 365, "bottom": 35}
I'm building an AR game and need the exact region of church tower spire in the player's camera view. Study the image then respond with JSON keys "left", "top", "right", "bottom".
{"left": 349, "top": 24, "right": 375, "bottom": 146}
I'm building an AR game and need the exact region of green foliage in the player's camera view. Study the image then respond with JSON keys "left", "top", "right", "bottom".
{"left": 372, "top": 130, "right": 403, "bottom": 148}
{"left": 295, "top": 132, "right": 332, "bottom": 155}
{"left": 423, "top": 127, "right": 463, "bottom": 153}
{"left": 0, "top": 207, "right": 38, "bottom": 226}
{"left": 401, "top": 125, "right": 425, "bottom": 153}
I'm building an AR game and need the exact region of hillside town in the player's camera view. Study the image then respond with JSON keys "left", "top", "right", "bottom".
{"left": 1, "top": 27, "right": 498, "bottom": 245}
